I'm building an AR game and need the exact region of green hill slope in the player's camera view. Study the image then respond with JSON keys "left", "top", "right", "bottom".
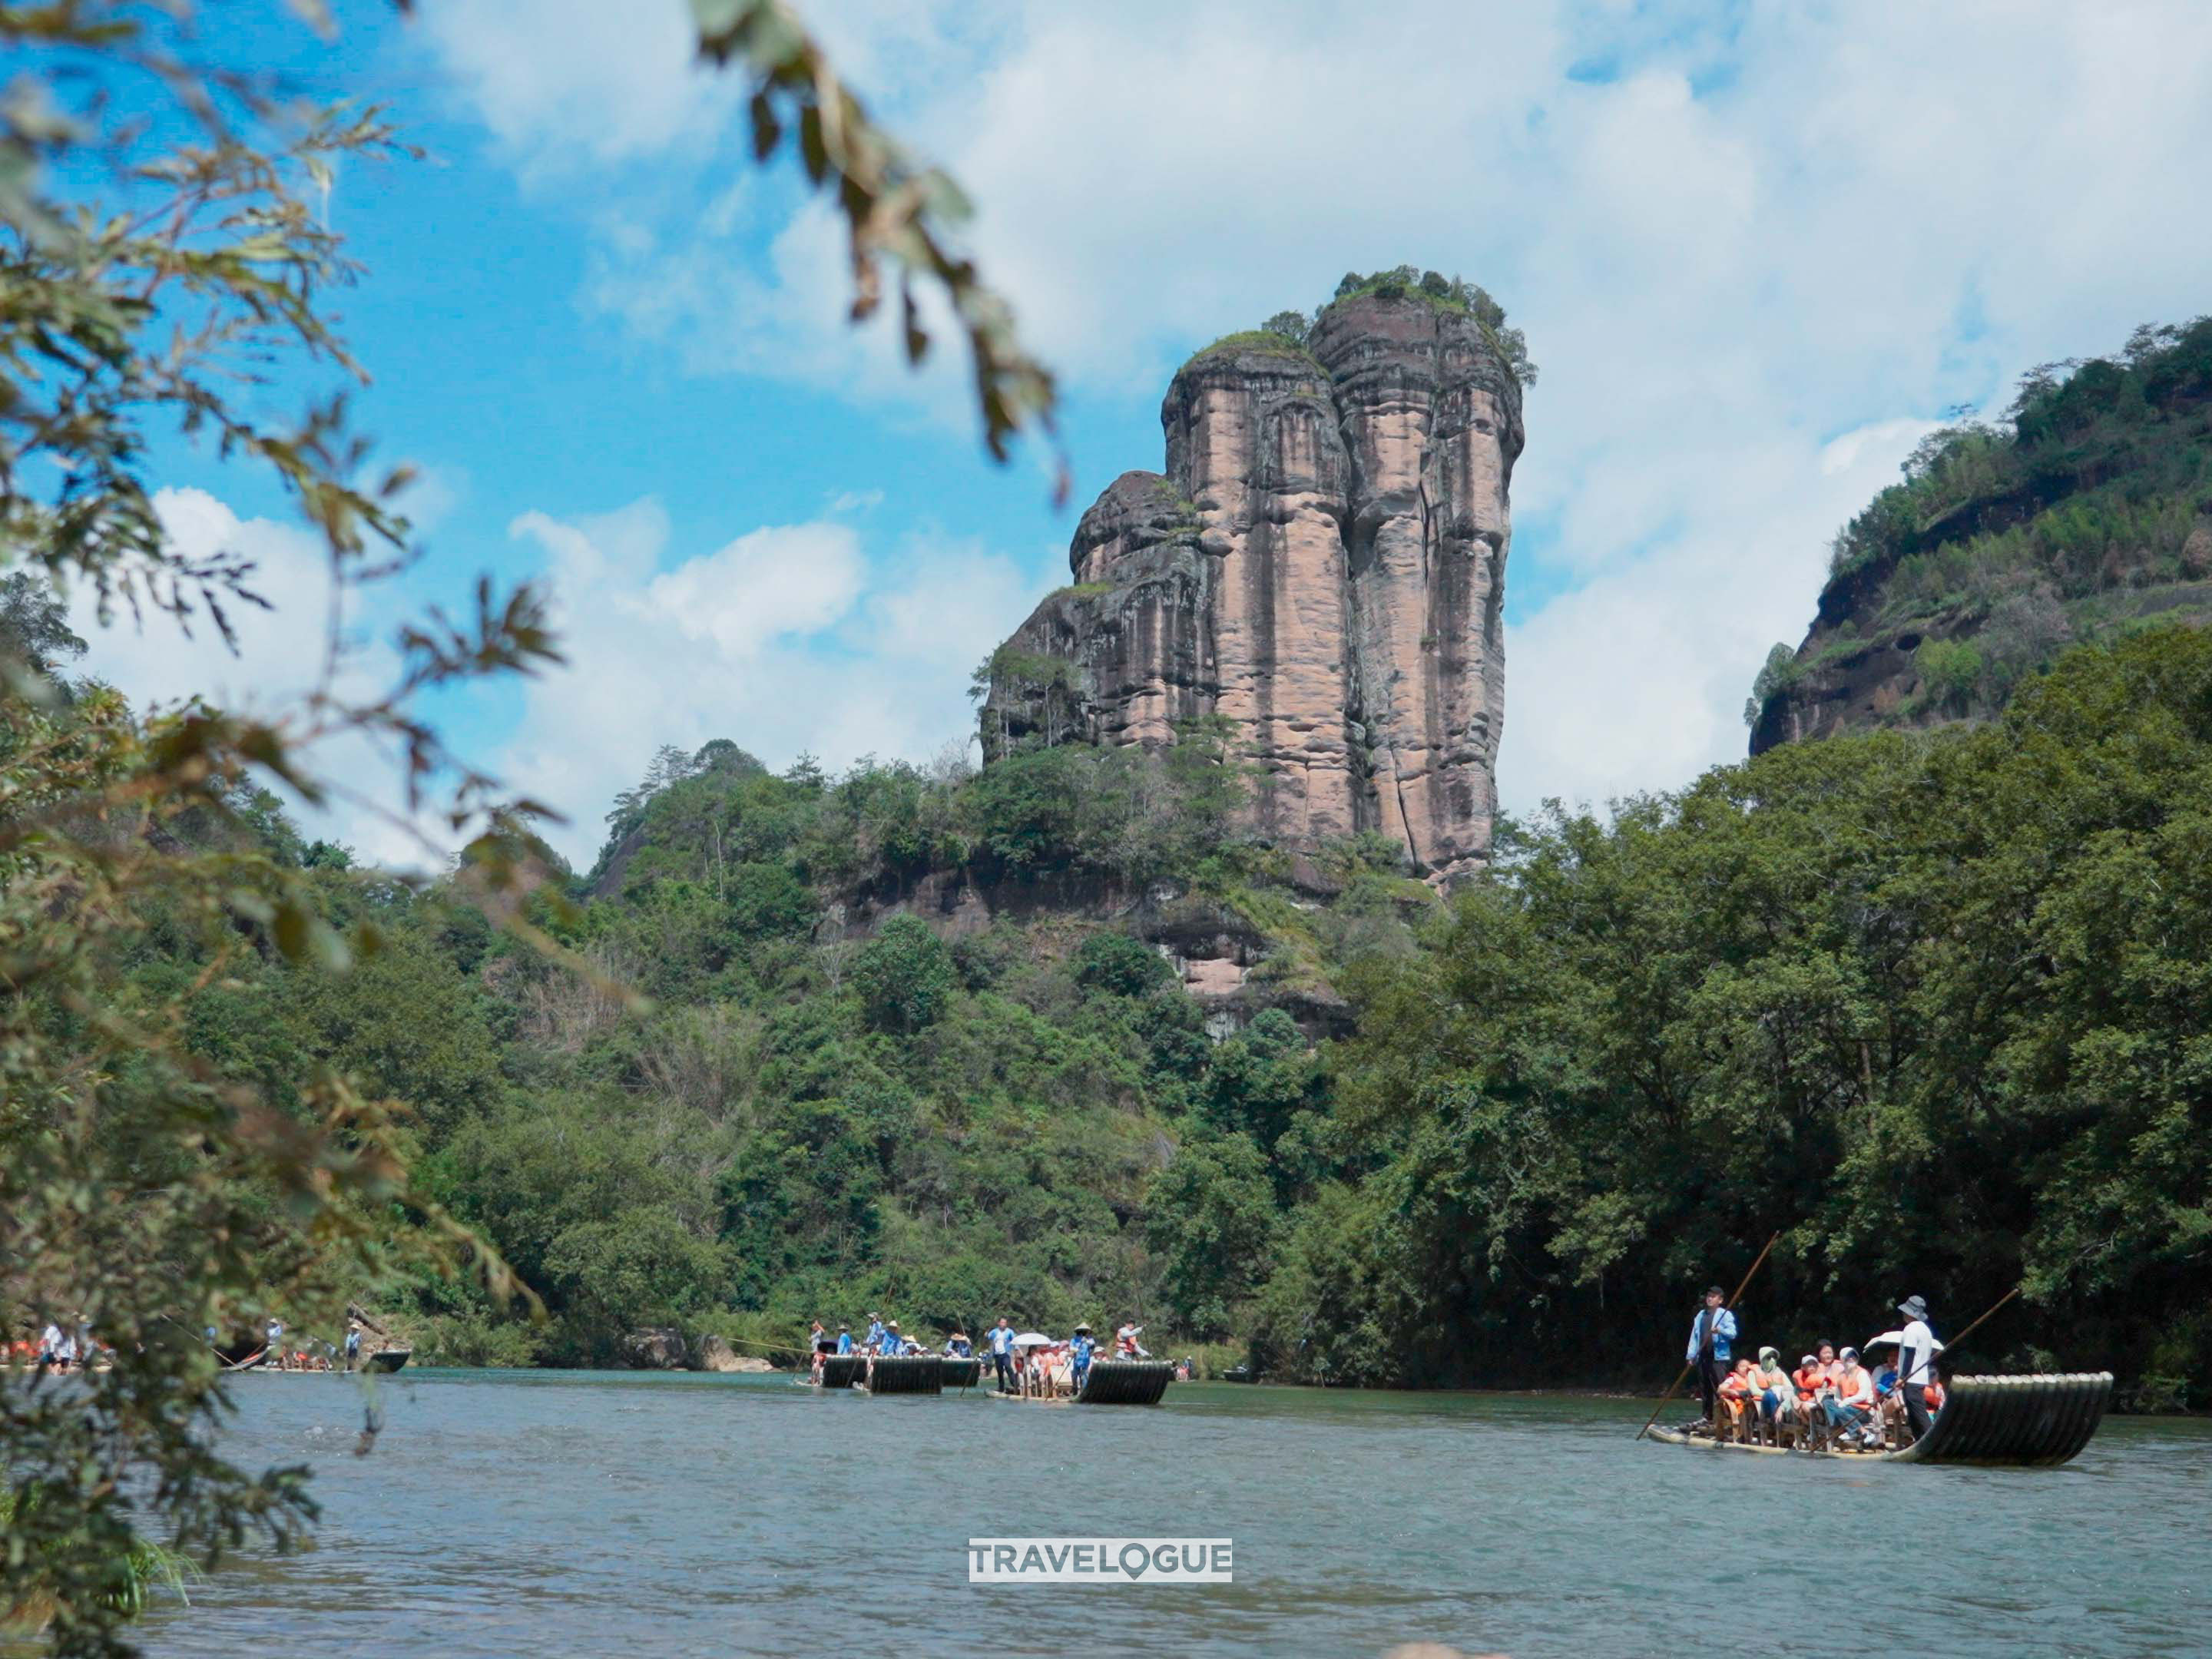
{"left": 1749, "top": 316, "right": 2212, "bottom": 750}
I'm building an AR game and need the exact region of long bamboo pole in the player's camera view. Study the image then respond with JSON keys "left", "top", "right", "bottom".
{"left": 1906, "top": 1283, "right": 2024, "bottom": 1381}
{"left": 1635, "top": 1230, "right": 1781, "bottom": 1440}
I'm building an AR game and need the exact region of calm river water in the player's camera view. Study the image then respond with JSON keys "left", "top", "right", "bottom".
{"left": 133, "top": 1370, "right": 2207, "bottom": 1659}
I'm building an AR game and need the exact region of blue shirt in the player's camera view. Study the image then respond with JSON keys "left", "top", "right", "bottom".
{"left": 988, "top": 1326, "right": 1015, "bottom": 1356}
{"left": 1685, "top": 1306, "right": 1737, "bottom": 1364}
{"left": 946, "top": 1338, "right": 972, "bottom": 1356}
{"left": 835, "top": 1333, "right": 853, "bottom": 1354}
{"left": 866, "top": 1321, "right": 887, "bottom": 1351}
{"left": 1071, "top": 1335, "right": 1094, "bottom": 1369}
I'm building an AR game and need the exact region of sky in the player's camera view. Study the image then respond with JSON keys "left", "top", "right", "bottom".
{"left": 74, "top": 0, "right": 2212, "bottom": 869}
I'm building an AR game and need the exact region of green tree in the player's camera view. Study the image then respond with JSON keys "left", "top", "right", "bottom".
{"left": 1144, "top": 1131, "right": 1278, "bottom": 1339}
{"left": 850, "top": 916, "right": 956, "bottom": 1034}
{"left": 0, "top": 2, "right": 1057, "bottom": 1648}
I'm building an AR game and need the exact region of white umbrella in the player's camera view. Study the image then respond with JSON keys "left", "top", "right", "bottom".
{"left": 1012, "top": 1331, "right": 1055, "bottom": 1348}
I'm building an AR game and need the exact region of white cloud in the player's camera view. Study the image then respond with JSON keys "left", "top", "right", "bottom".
{"left": 416, "top": 0, "right": 735, "bottom": 171}
{"left": 1497, "top": 417, "right": 1942, "bottom": 819}
{"left": 423, "top": 0, "right": 2212, "bottom": 814}
{"left": 497, "top": 503, "right": 1051, "bottom": 866}
{"left": 71, "top": 488, "right": 443, "bottom": 869}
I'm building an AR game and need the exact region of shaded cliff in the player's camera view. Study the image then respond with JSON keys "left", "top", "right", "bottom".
{"left": 1750, "top": 316, "right": 2212, "bottom": 753}
{"left": 982, "top": 289, "right": 1525, "bottom": 885}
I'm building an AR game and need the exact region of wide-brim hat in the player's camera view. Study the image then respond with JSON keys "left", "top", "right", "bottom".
{"left": 1074, "top": 1323, "right": 1091, "bottom": 1333}
{"left": 1896, "top": 1295, "right": 1929, "bottom": 1320}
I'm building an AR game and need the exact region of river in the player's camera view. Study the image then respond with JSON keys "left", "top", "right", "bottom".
{"left": 134, "top": 1370, "right": 2206, "bottom": 1659}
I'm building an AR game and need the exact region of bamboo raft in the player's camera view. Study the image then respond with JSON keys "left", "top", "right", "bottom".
{"left": 1075, "top": 1359, "right": 1174, "bottom": 1406}
{"left": 863, "top": 1355, "right": 943, "bottom": 1395}
{"left": 1647, "top": 1373, "right": 2113, "bottom": 1466}
{"left": 817, "top": 1354, "right": 867, "bottom": 1389}
{"left": 941, "top": 1356, "right": 982, "bottom": 1389}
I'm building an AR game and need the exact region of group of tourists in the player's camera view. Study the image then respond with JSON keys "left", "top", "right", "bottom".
{"left": 796, "top": 1312, "right": 1158, "bottom": 1395}
{"left": 7, "top": 1316, "right": 108, "bottom": 1373}
{"left": 252, "top": 1316, "right": 367, "bottom": 1372}
{"left": 1687, "top": 1288, "right": 1945, "bottom": 1450}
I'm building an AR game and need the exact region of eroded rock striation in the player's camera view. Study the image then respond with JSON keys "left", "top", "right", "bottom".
{"left": 981, "top": 292, "right": 1524, "bottom": 884}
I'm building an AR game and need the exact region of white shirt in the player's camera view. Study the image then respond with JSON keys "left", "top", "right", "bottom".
{"left": 41, "top": 1323, "right": 62, "bottom": 1354}
{"left": 1898, "top": 1318, "right": 1942, "bottom": 1386}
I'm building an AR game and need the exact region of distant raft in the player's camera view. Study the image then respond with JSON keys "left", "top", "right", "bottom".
{"left": 1077, "top": 1359, "right": 1174, "bottom": 1406}
{"left": 866, "top": 1355, "right": 943, "bottom": 1395}
{"left": 818, "top": 1354, "right": 867, "bottom": 1389}
{"left": 942, "top": 1356, "right": 982, "bottom": 1389}
{"left": 1889, "top": 1372, "right": 2113, "bottom": 1466}
{"left": 1647, "top": 1371, "right": 2113, "bottom": 1466}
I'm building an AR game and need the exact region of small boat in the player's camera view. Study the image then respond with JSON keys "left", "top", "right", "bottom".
{"left": 363, "top": 1347, "right": 411, "bottom": 1374}
{"left": 1647, "top": 1372, "right": 2113, "bottom": 1466}
{"left": 1220, "top": 1364, "right": 1257, "bottom": 1384}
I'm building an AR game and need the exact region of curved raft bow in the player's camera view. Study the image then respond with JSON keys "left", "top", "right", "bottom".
{"left": 1889, "top": 1372, "right": 2114, "bottom": 1465}
{"left": 1648, "top": 1372, "right": 2114, "bottom": 1466}
{"left": 1075, "top": 1359, "right": 1174, "bottom": 1405}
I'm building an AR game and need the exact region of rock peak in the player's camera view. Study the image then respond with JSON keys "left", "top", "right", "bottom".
{"left": 982, "top": 290, "right": 1524, "bottom": 885}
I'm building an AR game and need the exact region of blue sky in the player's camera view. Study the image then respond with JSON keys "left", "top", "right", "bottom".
{"left": 81, "top": 0, "right": 2212, "bottom": 868}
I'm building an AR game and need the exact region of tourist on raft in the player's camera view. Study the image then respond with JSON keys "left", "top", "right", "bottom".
{"left": 943, "top": 1329, "right": 972, "bottom": 1358}
{"left": 988, "top": 1317, "right": 1018, "bottom": 1392}
{"left": 1114, "top": 1321, "right": 1148, "bottom": 1359}
{"left": 835, "top": 1323, "right": 854, "bottom": 1355}
{"left": 864, "top": 1312, "right": 887, "bottom": 1353}
{"left": 1752, "top": 1347, "right": 1799, "bottom": 1432}
{"left": 1715, "top": 1357, "right": 1756, "bottom": 1434}
{"left": 1684, "top": 1284, "right": 1737, "bottom": 1426}
{"left": 1826, "top": 1346, "right": 1878, "bottom": 1445}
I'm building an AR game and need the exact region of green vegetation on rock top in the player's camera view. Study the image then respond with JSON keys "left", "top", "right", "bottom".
{"left": 1178, "top": 329, "right": 1326, "bottom": 373}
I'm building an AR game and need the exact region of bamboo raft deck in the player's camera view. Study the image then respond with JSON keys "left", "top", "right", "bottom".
{"left": 1647, "top": 1373, "right": 2113, "bottom": 1466}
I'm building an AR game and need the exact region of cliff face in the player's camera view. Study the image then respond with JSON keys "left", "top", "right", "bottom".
{"left": 982, "top": 293, "right": 1524, "bottom": 884}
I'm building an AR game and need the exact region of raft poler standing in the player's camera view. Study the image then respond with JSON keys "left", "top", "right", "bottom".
{"left": 1894, "top": 1294, "right": 1942, "bottom": 1441}
{"left": 988, "top": 1317, "right": 1017, "bottom": 1392}
{"left": 1685, "top": 1284, "right": 1737, "bottom": 1427}
{"left": 1070, "top": 1324, "right": 1095, "bottom": 1391}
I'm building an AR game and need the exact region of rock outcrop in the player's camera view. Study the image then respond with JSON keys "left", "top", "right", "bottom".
{"left": 982, "top": 291, "right": 1525, "bottom": 885}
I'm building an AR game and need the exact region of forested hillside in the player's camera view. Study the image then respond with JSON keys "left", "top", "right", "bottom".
{"left": 1749, "top": 316, "right": 2212, "bottom": 749}
{"left": 51, "top": 575, "right": 2212, "bottom": 1404}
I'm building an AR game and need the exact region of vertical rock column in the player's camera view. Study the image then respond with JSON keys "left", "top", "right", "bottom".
{"left": 983, "top": 292, "right": 1522, "bottom": 885}
{"left": 1163, "top": 348, "right": 1357, "bottom": 846}
{"left": 1313, "top": 296, "right": 1521, "bottom": 882}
